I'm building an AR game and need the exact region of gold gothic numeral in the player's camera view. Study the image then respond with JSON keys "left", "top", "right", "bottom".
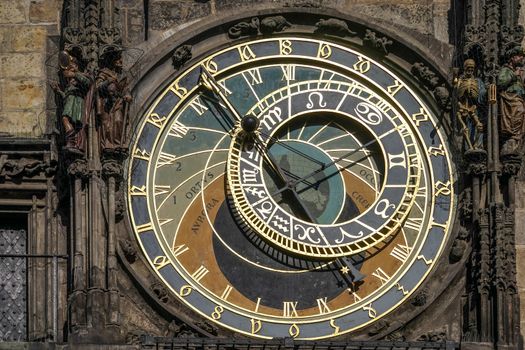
{"left": 435, "top": 181, "right": 452, "bottom": 196}
{"left": 390, "top": 244, "right": 411, "bottom": 262}
{"left": 363, "top": 303, "right": 377, "bottom": 319}
{"left": 283, "top": 301, "right": 299, "bottom": 317}
{"left": 191, "top": 265, "right": 209, "bottom": 282}
{"left": 428, "top": 144, "right": 445, "bottom": 156}
{"left": 372, "top": 267, "right": 390, "bottom": 285}
{"left": 172, "top": 244, "right": 189, "bottom": 257}
{"left": 238, "top": 45, "right": 257, "bottom": 61}
{"left": 250, "top": 319, "right": 262, "bottom": 334}
{"left": 147, "top": 113, "right": 167, "bottom": 128}
{"left": 220, "top": 285, "right": 234, "bottom": 300}
{"left": 317, "top": 43, "right": 332, "bottom": 59}
{"left": 168, "top": 121, "right": 189, "bottom": 138}
{"left": 289, "top": 324, "right": 300, "bottom": 338}
{"left": 153, "top": 256, "right": 170, "bottom": 270}
{"left": 347, "top": 288, "right": 362, "bottom": 303}
{"left": 218, "top": 80, "right": 232, "bottom": 95}
{"left": 387, "top": 80, "right": 403, "bottom": 95}
{"left": 279, "top": 39, "right": 293, "bottom": 55}
{"left": 254, "top": 297, "right": 262, "bottom": 313}
{"left": 204, "top": 59, "right": 218, "bottom": 73}
{"left": 130, "top": 185, "right": 146, "bottom": 196}
{"left": 396, "top": 283, "right": 409, "bottom": 295}
{"left": 169, "top": 81, "right": 188, "bottom": 98}
{"left": 316, "top": 297, "right": 331, "bottom": 314}
{"left": 157, "top": 152, "right": 177, "bottom": 168}
{"left": 211, "top": 306, "right": 224, "bottom": 320}
{"left": 154, "top": 185, "right": 170, "bottom": 196}
{"left": 353, "top": 56, "right": 371, "bottom": 73}
{"left": 179, "top": 285, "right": 192, "bottom": 297}
{"left": 329, "top": 319, "right": 340, "bottom": 335}
{"left": 411, "top": 108, "right": 429, "bottom": 126}
{"left": 136, "top": 222, "right": 153, "bottom": 233}
{"left": 417, "top": 254, "right": 433, "bottom": 265}
{"left": 281, "top": 64, "right": 296, "bottom": 81}
{"left": 190, "top": 96, "right": 209, "bottom": 116}
{"left": 246, "top": 68, "right": 263, "bottom": 85}
{"left": 133, "top": 149, "right": 150, "bottom": 161}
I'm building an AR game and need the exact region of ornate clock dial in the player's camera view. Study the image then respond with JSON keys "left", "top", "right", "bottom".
{"left": 128, "top": 37, "right": 454, "bottom": 339}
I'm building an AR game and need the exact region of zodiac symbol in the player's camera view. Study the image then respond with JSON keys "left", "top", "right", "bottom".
{"left": 244, "top": 187, "right": 266, "bottom": 199}
{"left": 354, "top": 102, "right": 382, "bottom": 125}
{"left": 256, "top": 201, "right": 273, "bottom": 219}
{"left": 294, "top": 224, "right": 320, "bottom": 244}
{"left": 306, "top": 92, "right": 327, "bottom": 109}
{"left": 272, "top": 215, "right": 289, "bottom": 233}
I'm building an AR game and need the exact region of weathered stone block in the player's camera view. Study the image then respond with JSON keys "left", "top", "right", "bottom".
{"left": 516, "top": 208, "right": 525, "bottom": 245}
{"left": 2, "top": 79, "right": 45, "bottom": 110}
{"left": 0, "top": 1, "right": 27, "bottom": 24}
{"left": 150, "top": 1, "right": 210, "bottom": 30}
{"left": 517, "top": 246, "right": 525, "bottom": 292}
{"left": 216, "top": 0, "right": 271, "bottom": 10}
{"left": 0, "top": 27, "right": 11, "bottom": 52}
{"left": 0, "top": 111, "right": 43, "bottom": 137}
{"left": 0, "top": 52, "right": 44, "bottom": 78}
{"left": 29, "top": 0, "right": 59, "bottom": 23}
{"left": 350, "top": 3, "right": 433, "bottom": 35}
{"left": 11, "top": 26, "right": 47, "bottom": 52}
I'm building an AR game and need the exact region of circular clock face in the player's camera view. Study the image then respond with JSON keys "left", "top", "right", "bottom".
{"left": 128, "top": 36, "right": 455, "bottom": 340}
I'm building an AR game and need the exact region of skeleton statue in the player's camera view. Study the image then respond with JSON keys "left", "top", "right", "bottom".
{"left": 497, "top": 46, "right": 525, "bottom": 153}
{"left": 455, "top": 59, "right": 486, "bottom": 150}
{"left": 50, "top": 51, "right": 92, "bottom": 153}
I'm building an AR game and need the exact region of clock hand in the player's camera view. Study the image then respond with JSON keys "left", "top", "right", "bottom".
{"left": 296, "top": 153, "right": 373, "bottom": 195}
{"left": 257, "top": 130, "right": 325, "bottom": 167}
{"left": 268, "top": 138, "right": 378, "bottom": 200}
{"left": 199, "top": 65, "right": 242, "bottom": 124}
{"left": 251, "top": 135, "right": 317, "bottom": 223}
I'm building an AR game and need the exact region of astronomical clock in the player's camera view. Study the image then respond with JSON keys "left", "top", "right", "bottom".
{"left": 127, "top": 23, "right": 455, "bottom": 340}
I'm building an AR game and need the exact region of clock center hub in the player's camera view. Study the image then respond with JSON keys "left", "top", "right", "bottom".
{"left": 241, "top": 115, "right": 260, "bottom": 133}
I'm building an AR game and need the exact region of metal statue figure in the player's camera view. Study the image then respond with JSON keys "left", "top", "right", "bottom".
{"left": 97, "top": 50, "right": 132, "bottom": 152}
{"left": 454, "top": 59, "right": 486, "bottom": 150}
{"left": 50, "top": 51, "right": 92, "bottom": 153}
{"left": 497, "top": 46, "right": 525, "bottom": 153}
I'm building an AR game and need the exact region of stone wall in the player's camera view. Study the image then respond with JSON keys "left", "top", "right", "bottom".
{"left": 119, "top": 0, "right": 454, "bottom": 54}
{"left": 0, "top": 0, "right": 61, "bottom": 138}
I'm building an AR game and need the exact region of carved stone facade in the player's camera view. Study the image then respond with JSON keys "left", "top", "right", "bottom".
{"left": 0, "top": 0, "right": 524, "bottom": 349}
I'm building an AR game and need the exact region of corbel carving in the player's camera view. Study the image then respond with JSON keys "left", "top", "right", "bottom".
{"left": 195, "top": 321, "right": 218, "bottom": 336}
{"left": 411, "top": 288, "right": 428, "bottom": 307}
{"left": 67, "top": 159, "right": 89, "bottom": 178}
{"left": 0, "top": 155, "right": 57, "bottom": 179}
{"left": 314, "top": 18, "right": 356, "bottom": 37}
{"left": 417, "top": 330, "right": 447, "bottom": 342}
{"left": 228, "top": 16, "right": 290, "bottom": 39}
{"left": 228, "top": 17, "right": 259, "bottom": 39}
{"left": 283, "top": 0, "right": 321, "bottom": 7}
{"left": 259, "top": 16, "right": 291, "bottom": 35}
{"left": 367, "top": 320, "right": 389, "bottom": 336}
{"left": 363, "top": 29, "right": 392, "bottom": 56}
{"left": 165, "top": 321, "right": 199, "bottom": 338}
{"left": 151, "top": 282, "right": 169, "bottom": 303}
{"left": 411, "top": 62, "right": 450, "bottom": 110}
{"left": 449, "top": 226, "right": 469, "bottom": 264}
{"left": 172, "top": 45, "right": 192, "bottom": 70}
{"left": 119, "top": 239, "right": 137, "bottom": 263}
